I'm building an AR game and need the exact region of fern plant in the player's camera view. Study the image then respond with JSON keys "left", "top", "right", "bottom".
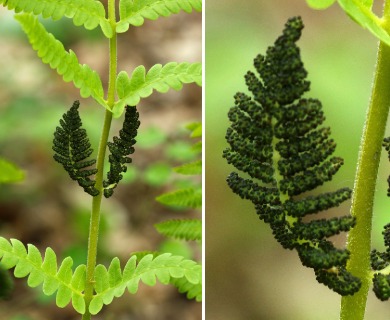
{"left": 0, "top": 0, "right": 201, "bottom": 319}
{"left": 150, "top": 122, "right": 202, "bottom": 301}
{"left": 222, "top": 6, "right": 390, "bottom": 319}
{"left": 154, "top": 121, "right": 202, "bottom": 258}
{"left": 155, "top": 123, "right": 201, "bottom": 263}
{"left": 156, "top": 122, "right": 202, "bottom": 212}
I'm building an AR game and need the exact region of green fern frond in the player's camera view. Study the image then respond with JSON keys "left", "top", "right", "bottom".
{"left": 130, "top": 251, "right": 160, "bottom": 261}
{"left": 223, "top": 16, "right": 360, "bottom": 296}
{"left": 52, "top": 101, "right": 99, "bottom": 196}
{"left": 174, "top": 160, "right": 202, "bottom": 175}
{"left": 15, "top": 13, "right": 108, "bottom": 109}
{"left": 155, "top": 219, "right": 201, "bottom": 241}
{"left": 0, "top": 157, "right": 25, "bottom": 184}
{"left": 186, "top": 122, "right": 202, "bottom": 138}
{"left": 156, "top": 187, "right": 202, "bottom": 209}
{"left": 89, "top": 254, "right": 201, "bottom": 315}
{"left": 0, "top": 237, "right": 86, "bottom": 314}
{"left": 191, "top": 140, "right": 202, "bottom": 153}
{"left": 113, "top": 62, "right": 202, "bottom": 117}
{"left": 171, "top": 275, "right": 202, "bottom": 301}
{"left": 117, "top": 0, "right": 202, "bottom": 32}
{"left": 2, "top": 0, "right": 109, "bottom": 33}
{"left": 103, "top": 106, "right": 140, "bottom": 198}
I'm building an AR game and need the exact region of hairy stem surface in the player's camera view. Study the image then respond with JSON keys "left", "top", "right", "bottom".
{"left": 82, "top": 1, "right": 117, "bottom": 318}
{"left": 340, "top": 2, "right": 390, "bottom": 319}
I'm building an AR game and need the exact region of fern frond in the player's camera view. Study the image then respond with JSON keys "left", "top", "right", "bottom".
{"left": 130, "top": 251, "right": 160, "bottom": 261}
{"left": 52, "top": 101, "right": 99, "bottom": 196}
{"left": 186, "top": 121, "right": 202, "bottom": 138}
{"left": 117, "top": 0, "right": 202, "bottom": 32}
{"left": 174, "top": 160, "right": 202, "bottom": 175}
{"left": 155, "top": 219, "right": 201, "bottom": 241}
{"left": 156, "top": 187, "right": 202, "bottom": 209}
{"left": 223, "top": 16, "right": 360, "bottom": 296}
{"left": 113, "top": 62, "right": 202, "bottom": 117}
{"left": 103, "top": 106, "right": 140, "bottom": 198}
{"left": 89, "top": 254, "right": 201, "bottom": 314}
{"left": 15, "top": 13, "right": 108, "bottom": 109}
{"left": 2, "top": 0, "right": 109, "bottom": 33}
{"left": 0, "top": 237, "right": 86, "bottom": 314}
{"left": 0, "top": 157, "right": 25, "bottom": 184}
{"left": 170, "top": 275, "right": 202, "bottom": 301}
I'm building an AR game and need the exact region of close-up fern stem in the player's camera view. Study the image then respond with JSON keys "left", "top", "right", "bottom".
{"left": 341, "top": 1, "right": 390, "bottom": 319}
{"left": 83, "top": 0, "right": 116, "bottom": 319}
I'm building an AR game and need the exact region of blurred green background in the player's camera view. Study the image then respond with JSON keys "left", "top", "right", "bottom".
{"left": 206, "top": 1, "right": 390, "bottom": 319}
{"left": 0, "top": 3, "right": 201, "bottom": 320}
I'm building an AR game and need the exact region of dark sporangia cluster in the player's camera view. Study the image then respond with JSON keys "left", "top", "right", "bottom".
{"left": 371, "top": 223, "right": 390, "bottom": 301}
{"left": 371, "top": 137, "right": 390, "bottom": 300}
{"left": 223, "top": 16, "right": 360, "bottom": 295}
{"left": 52, "top": 101, "right": 99, "bottom": 196}
{"left": 103, "top": 106, "right": 140, "bottom": 198}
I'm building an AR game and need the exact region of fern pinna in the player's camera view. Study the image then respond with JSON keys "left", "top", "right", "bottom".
{"left": 0, "top": 237, "right": 201, "bottom": 315}
{"left": 53, "top": 101, "right": 99, "bottom": 197}
{"left": 103, "top": 106, "right": 140, "bottom": 198}
{"left": 223, "top": 16, "right": 360, "bottom": 295}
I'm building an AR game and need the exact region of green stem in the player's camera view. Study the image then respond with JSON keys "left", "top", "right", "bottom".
{"left": 82, "top": 1, "right": 117, "bottom": 319}
{"left": 340, "top": 2, "right": 390, "bottom": 319}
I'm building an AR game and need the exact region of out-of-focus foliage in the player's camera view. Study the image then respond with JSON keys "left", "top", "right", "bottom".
{"left": 0, "top": 158, "right": 24, "bottom": 184}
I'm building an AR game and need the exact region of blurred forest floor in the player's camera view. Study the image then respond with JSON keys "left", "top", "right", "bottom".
{"left": 0, "top": 3, "right": 201, "bottom": 320}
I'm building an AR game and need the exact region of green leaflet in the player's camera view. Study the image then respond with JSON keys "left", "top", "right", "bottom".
{"left": 1, "top": 0, "right": 111, "bottom": 35}
{"left": 337, "top": 0, "right": 390, "bottom": 45}
{"left": 306, "top": 0, "right": 336, "bottom": 9}
{"left": 15, "top": 13, "right": 108, "bottom": 110}
{"left": 117, "top": 0, "right": 202, "bottom": 32}
{"left": 0, "top": 237, "right": 86, "bottom": 314}
{"left": 174, "top": 160, "right": 202, "bottom": 175}
{"left": 187, "top": 122, "right": 202, "bottom": 138}
{"left": 171, "top": 275, "right": 202, "bottom": 301}
{"left": 89, "top": 253, "right": 202, "bottom": 315}
{"left": 305, "top": 0, "right": 390, "bottom": 46}
{"left": 156, "top": 187, "right": 202, "bottom": 208}
{"left": 114, "top": 62, "right": 202, "bottom": 118}
{"left": 0, "top": 157, "right": 25, "bottom": 184}
{"left": 155, "top": 219, "right": 202, "bottom": 241}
